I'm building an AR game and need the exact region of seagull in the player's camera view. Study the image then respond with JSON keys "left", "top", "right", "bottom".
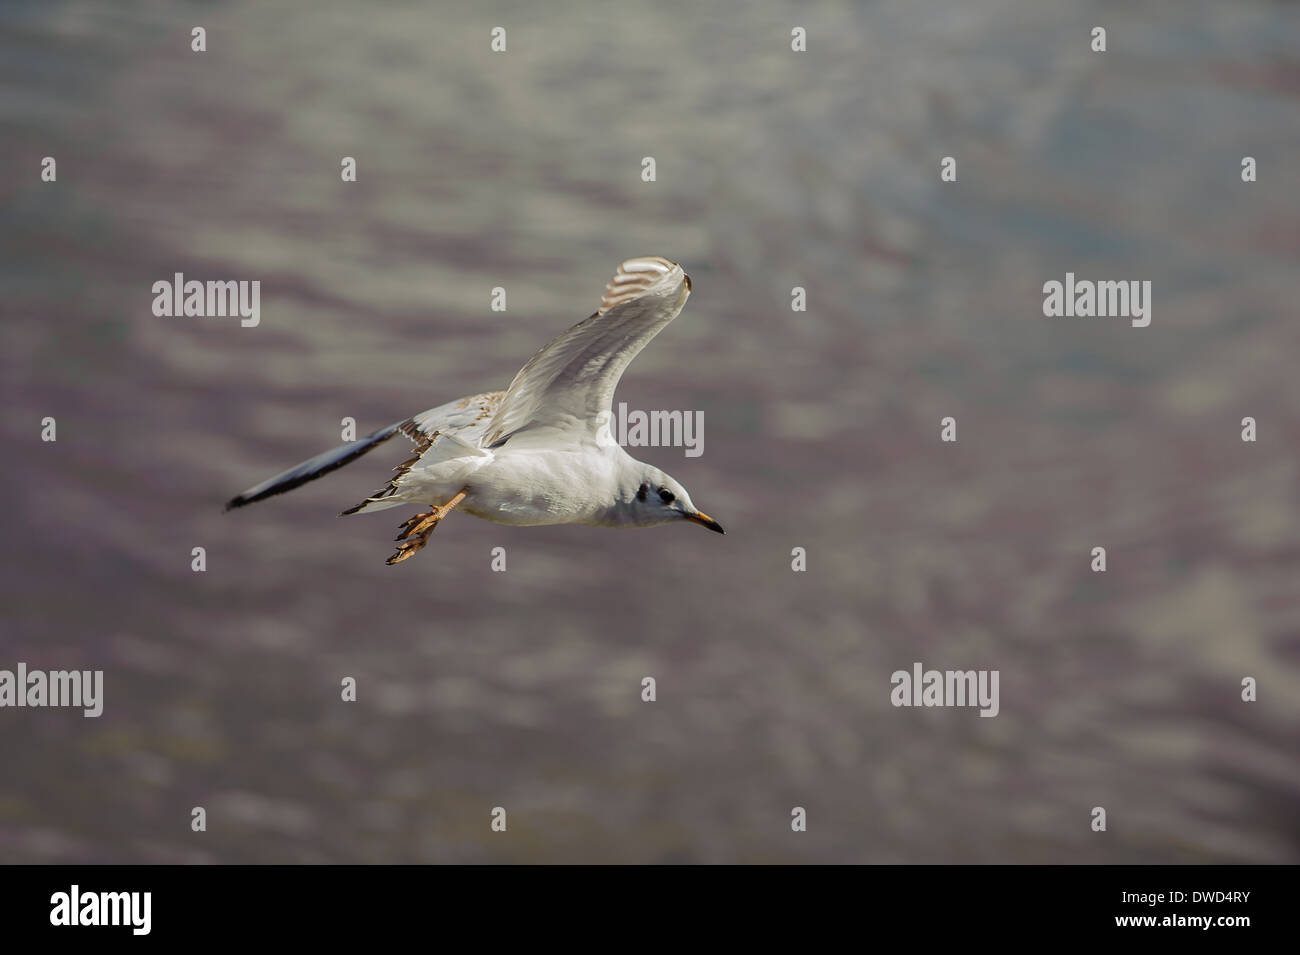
{"left": 226, "top": 255, "right": 725, "bottom": 564}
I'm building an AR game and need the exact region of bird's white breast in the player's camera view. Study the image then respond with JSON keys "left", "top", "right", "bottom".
{"left": 462, "top": 443, "right": 623, "bottom": 527}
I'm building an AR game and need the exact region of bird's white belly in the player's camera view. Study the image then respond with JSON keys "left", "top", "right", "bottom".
{"left": 459, "top": 447, "right": 617, "bottom": 527}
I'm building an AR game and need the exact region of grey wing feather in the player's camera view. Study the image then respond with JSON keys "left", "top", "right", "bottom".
{"left": 340, "top": 390, "right": 503, "bottom": 514}
{"left": 481, "top": 256, "right": 690, "bottom": 449}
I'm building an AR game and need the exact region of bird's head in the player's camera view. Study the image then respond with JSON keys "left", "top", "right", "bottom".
{"left": 616, "top": 466, "right": 724, "bottom": 534}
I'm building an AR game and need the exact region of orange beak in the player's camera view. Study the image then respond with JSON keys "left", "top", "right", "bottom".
{"left": 686, "top": 510, "right": 725, "bottom": 534}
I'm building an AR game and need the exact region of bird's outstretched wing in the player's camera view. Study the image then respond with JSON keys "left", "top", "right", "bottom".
{"left": 481, "top": 256, "right": 691, "bottom": 449}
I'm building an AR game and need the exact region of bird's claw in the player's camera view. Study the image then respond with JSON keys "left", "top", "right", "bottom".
{"left": 386, "top": 532, "right": 431, "bottom": 565}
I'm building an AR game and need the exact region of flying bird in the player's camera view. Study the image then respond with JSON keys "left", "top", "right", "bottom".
{"left": 226, "top": 256, "right": 724, "bottom": 564}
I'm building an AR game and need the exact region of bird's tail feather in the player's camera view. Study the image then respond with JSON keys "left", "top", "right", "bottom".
{"left": 225, "top": 421, "right": 403, "bottom": 511}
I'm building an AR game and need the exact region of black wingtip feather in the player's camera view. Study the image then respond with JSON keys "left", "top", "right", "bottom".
{"left": 223, "top": 421, "right": 403, "bottom": 514}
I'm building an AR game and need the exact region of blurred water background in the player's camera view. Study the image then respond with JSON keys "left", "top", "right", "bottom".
{"left": 2, "top": 0, "right": 1298, "bottom": 862}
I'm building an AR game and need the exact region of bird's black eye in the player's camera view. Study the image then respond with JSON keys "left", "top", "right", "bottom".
{"left": 636, "top": 483, "right": 648, "bottom": 502}
{"left": 659, "top": 488, "right": 675, "bottom": 504}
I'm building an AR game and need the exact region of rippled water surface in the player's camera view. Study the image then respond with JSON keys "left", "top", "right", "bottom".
{"left": 2, "top": 0, "right": 1298, "bottom": 862}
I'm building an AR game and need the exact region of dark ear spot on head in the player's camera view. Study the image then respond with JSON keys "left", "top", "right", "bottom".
{"left": 636, "top": 483, "right": 648, "bottom": 502}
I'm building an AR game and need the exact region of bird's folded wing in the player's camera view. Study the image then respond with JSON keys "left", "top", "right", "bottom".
{"left": 481, "top": 256, "right": 691, "bottom": 449}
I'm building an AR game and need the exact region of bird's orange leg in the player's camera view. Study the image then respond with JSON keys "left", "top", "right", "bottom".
{"left": 385, "top": 490, "right": 468, "bottom": 565}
